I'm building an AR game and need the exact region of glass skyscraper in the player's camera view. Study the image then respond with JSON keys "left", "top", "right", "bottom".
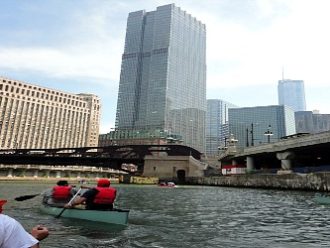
{"left": 295, "top": 110, "right": 330, "bottom": 134}
{"left": 278, "top": 79, "right": 306, "bottom": 112}
{"left": 115, "top": 4, "right": 206, "bottom": 152}
{"left": 206, "top": 99, "right": 237, "bottom": 156}
{"left": 228, "top": 105, "right": 296, "bottom": 149}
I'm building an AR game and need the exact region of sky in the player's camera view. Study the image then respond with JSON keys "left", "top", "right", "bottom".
{"left": 1, "top": 0, "right": 330, "bottom": 133}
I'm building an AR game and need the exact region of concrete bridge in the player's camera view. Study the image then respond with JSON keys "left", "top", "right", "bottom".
{"left": 220, "top": 131, "right": 330, "bottom": 173}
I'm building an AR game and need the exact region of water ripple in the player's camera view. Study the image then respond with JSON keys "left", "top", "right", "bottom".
{"left": 2, "top": 182, "right": 330, "bottom": 247}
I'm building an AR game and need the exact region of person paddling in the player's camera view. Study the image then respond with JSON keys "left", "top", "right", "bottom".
{"left": 64, "top": 178, "right": 116, "bottom": 210}
{"left": 42, "top": 180, "right": 77, "bottom": 207}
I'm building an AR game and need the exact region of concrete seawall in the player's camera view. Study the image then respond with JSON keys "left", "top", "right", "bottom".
{"left": 186, "top": 172, "right": 330, "bottom": 192}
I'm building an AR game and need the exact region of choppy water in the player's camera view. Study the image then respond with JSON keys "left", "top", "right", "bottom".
{"left": 1, "top": 181, "right": 330, "bottom": 247}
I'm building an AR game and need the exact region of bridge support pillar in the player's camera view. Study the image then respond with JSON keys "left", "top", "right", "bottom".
{"left": 276, "top": 151, "right": 295, "bottom": 171}
{"left": 56, "top": 171, "right": 61, "bottom": 178}
{"left": 246, "top": 156, "right": 255, "bottom": 172}
{"left": 7, "top": 168, "right": 13, "bottom": 177}
{"left": 33, "top": 170, "right": 38, "bottom": 178}
{"left": 45, "top": 170, "right": 50, "bottom": 178}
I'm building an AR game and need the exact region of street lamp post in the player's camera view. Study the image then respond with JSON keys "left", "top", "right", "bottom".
{"left": 246, "top": 128, "right": 249, "bottom": 147}
{"left": 190, "top": 119, "right": 193, "bottom": 146}
{"left": 264, "top": 125, "right": 273, "bottom": 143}
{"left": 250, "top": 123, "right": 254, "bottom": 146}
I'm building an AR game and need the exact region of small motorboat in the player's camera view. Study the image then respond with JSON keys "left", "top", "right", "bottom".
{"left": 158, "top": 181, "right": 177, "bottom": 188}
{"left": 40, "top": 204, "right": 129, "bottom": 225}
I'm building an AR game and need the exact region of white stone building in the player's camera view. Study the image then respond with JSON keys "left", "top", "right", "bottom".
{"left": 0, "top": 76, "right": 100, "bottom": 149}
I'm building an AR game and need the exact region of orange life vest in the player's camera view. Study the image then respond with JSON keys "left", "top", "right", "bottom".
{"left": 52, "top": 186, "right": 72, "bottom": 200}
{"left": 93, "top": 187, "right": 116, "bottom": 205}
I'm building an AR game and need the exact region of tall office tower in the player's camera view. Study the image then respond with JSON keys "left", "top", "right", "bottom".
{"left": 278, "top": 79, "right": 306, "bottom": 112}
{"left": 295, "top": 110, "right": 330, "bottom": 134}
{"left": 228, "top": 105, "right": 296, "bottom": 148}
{"left": 206, "top": 99, "right": 238, "bottom": 156}
{"left": 0, "top": 77, "right": 101, "bottom": 149}
{"left": 115, "top": 4, "right": 206, "bottom": 152}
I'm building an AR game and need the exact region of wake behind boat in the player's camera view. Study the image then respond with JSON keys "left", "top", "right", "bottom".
{"left": 40, "top": 204, "right": 129, "bottom": 226}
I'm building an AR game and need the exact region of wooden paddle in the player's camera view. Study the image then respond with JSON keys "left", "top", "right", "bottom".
{"left": 55, "top": 187, "right": 82, "bottom": 218}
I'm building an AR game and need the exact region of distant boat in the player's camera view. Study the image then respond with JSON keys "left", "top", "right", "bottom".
{"left": 40, "top": 204, "right": 129, "bottom": 225}
{"left": 158, "top": 181, "right": 177, "bottom": 188}
{"left": 314, "top": 193, "right": 330, "bottom": 205}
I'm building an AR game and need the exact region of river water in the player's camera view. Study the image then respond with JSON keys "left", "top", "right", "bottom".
{"left": 1, "top": 181, "right": 329, "bottom": 248}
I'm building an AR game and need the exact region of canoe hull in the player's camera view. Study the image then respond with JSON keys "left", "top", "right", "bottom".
{"left": 314, "top": 194, "right": 330, "bottom": 205}
{"left": 40, "top": 205, "right": 129, "bottom": 225}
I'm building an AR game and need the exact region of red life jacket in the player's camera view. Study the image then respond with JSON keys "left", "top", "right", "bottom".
{"left": 93, "top": 187, "right": 116, "bottom": 205}
{"left": 52, "top": 186, "right": 72, "bottom": 200}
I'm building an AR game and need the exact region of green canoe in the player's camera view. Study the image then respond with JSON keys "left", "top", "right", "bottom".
{"left": 314, "top": 193, "right": 330, "bottom": 205}
{"left": 40, "top": 204, "right": 129, "bottom": 225}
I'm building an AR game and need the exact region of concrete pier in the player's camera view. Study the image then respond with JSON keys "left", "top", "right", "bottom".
{"left": 186, "top": 172, "right": 330, "bottom": 192}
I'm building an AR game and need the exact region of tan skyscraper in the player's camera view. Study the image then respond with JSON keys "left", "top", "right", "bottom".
{"left": 0, "top": 77, "right": 100, "bottom": 149}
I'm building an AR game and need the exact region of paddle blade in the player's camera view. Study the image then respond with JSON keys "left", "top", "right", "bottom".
{"left": 15, "top": 194, "right": 40, "bottom": 201}
{"left": 55, "top": 208, "right": 66, "bottom": 218}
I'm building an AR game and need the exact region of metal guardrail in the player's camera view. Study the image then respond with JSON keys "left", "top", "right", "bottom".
{"left": 237, "top": 131, "right": 330, "bottom": 157}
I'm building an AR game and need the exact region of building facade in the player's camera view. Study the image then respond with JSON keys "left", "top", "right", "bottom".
{"left": 295, "top": 110, "right": 330, "bottom": 134}
{"left": 0, "top": 76, "right": 100, "bottom": 149}
{"left": 278, "top": 79, "right": 306, "bottom": 112}
{"left": 115, "top": 4, "right": 206, "bottom": 152}
{"left": 228, "top": 105, "right": 296, "bottom": 149}
{"left": 98, "top": 129, "right": 182, "bottom": 147}
{"left": 205, "top": 99, "right": 237, "bottom": 156}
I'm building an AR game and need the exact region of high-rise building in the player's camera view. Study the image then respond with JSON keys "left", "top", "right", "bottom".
{"left": 278, "top": 79, "right": 306, "bottom": 112}
{"left": 295, "top": 110, "right": 330, "bottom": 134}
{"left": 228, "top": 105, "right": 296, "bottom": 148}
{"left": 115, "top": 4, "right": 206, "bottom": 152}
{"left": 206, "top": 99, "right": 238, "bottom": 156}
{"left": 0, "top": 76, "right": 100, "bottom": 149}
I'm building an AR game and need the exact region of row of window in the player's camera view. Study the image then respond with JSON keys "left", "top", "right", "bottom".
{"left": 0, "top": 83, "right": 87, "bottom": 107}
{"left": 2, "top": 79, "right": 81, "bottom": 99}
{"left": 0, "top": 97, "right": 98, "bottom": 148}
{"left": 0, "top": 93, "right": 91, "bottom": 112}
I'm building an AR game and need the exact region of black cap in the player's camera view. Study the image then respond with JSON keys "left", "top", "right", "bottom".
{"left": 57, "top": 180, "right": 69, "bottom": 186}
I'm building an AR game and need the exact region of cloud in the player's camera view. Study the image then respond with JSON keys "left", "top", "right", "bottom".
{"left": 0, "top": 0, "right": 128, "bottom": 89}
{"left": 0, "top": 46, "right": 121, "bottom": 86}
{"left": 204, "top": 0, "right": 330, "bottom": 89}
{"left": 2, "top": 0, "right": 330, "bottom": 128}
{"left": 99, "top": 119, "right": 115, "bottom": 134}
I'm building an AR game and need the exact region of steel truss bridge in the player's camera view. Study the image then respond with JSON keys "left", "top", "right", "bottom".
{"left": 0, "top": 145, "right": 202, "bottom": 173}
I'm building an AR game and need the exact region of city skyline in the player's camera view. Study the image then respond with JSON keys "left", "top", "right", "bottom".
{"left": 1, "top": 0, "right": 330, "bottom": 133}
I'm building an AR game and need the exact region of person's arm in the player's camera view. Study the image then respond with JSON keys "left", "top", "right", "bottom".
{"left": 113, "top": 188, "right": 117, "bottom": 201}
{"left": 0, "top": 214, "right": 47, "bottom": 248}
{"left": 64, "top": 195, "right": 86, "bottom": 208}
{"left": 30, "top": 225, "right": 49, "bottom": 248}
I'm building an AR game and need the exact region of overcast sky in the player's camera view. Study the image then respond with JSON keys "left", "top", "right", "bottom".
{"left": 1, "top": 0, "right": 330, "bottom": 133}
